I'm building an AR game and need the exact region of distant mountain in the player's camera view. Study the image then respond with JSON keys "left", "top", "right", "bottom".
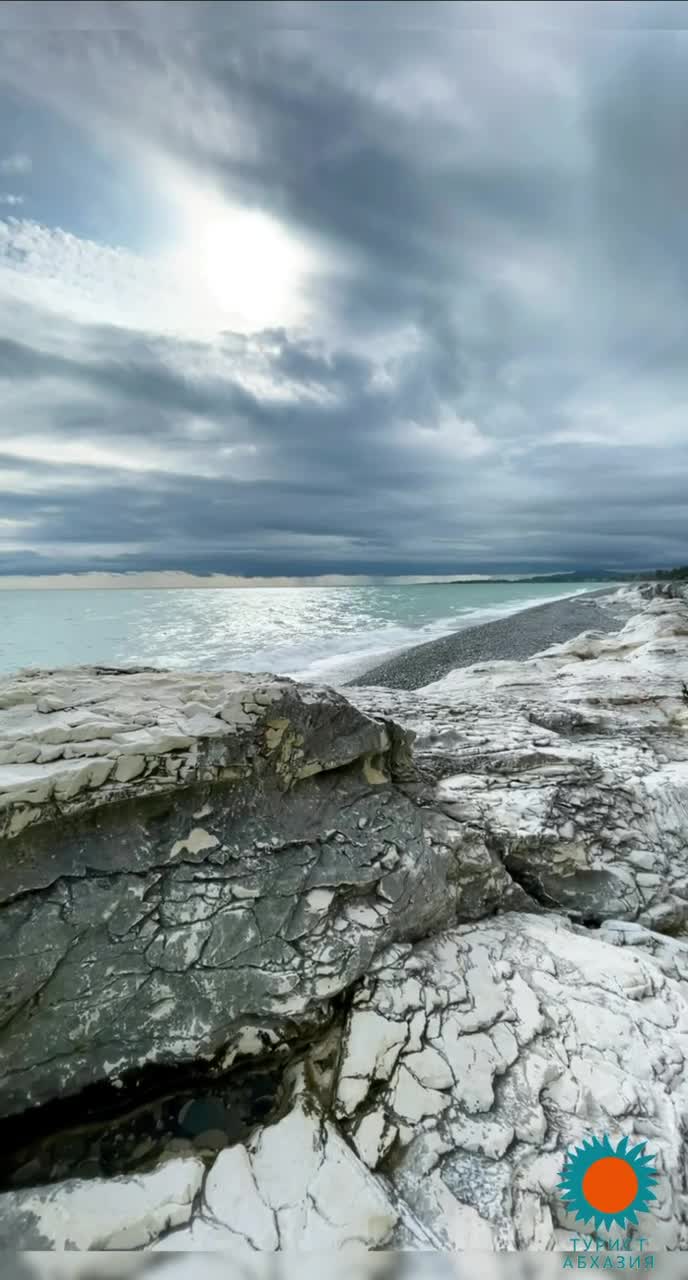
{"left": 653, "top": 565, "right": 688, "bottom": 581}
{"left": 446, "top": 567, "right": 688, "bottom": 585}
{"left": 448, "top": 571, "right": 623, "bottom": 584}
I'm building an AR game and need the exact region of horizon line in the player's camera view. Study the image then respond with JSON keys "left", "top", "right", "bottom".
{"left": 0, "top": 568, "right": 630, "bottom": 590}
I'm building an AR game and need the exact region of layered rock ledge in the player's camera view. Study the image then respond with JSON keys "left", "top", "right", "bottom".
{"left": 1, "top": 586, "right": 687, "bottom": 1252}
{"left": 347, "top": 586, "right": 688, "bottom": 933}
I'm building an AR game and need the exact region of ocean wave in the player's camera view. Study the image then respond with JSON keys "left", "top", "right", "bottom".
{"left": 283, "top": 587, "right": 593, "bottom": 684}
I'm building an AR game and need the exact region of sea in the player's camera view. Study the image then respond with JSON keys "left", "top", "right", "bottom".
{"left": 0, "top": 580, "right": 613, "bottom": 684}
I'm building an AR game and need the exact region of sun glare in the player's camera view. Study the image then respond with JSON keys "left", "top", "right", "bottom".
{"left": 165, "top": 179, "right": 318, "bottom": 334}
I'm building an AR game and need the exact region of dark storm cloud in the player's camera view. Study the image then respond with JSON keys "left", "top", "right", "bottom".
{"left": 0, "top": 334, "right": 272, "bottom": 423}
{"left": 1, "top": 1, "right": 688, "bottom": 575}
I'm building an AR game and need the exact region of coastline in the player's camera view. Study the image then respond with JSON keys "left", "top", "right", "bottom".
{"left": 346, "top": 586, "right": 629, "bottom": 690}
{"left": 2, "top": 586, "right": 688, "bottom": 1250}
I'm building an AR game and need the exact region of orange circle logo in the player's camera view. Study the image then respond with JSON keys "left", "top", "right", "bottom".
{"left": 582, "top": 1155, "right": 639, "bottom": 1215}
{"left": 558, "top": 1135, "right": 658, "bottom": 1230}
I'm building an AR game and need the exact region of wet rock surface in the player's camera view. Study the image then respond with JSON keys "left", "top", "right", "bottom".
{"left": 2, "top": 1060, "right": 285, "bottom": 1191}
{"left": 0, "top": 671, "right": 519, "bottom": 1119}
{"left": 1, "top": 586, "right": 687, "bottom": 1252}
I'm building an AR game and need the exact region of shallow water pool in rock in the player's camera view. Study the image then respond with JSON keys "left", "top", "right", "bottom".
{"left": 1, "top": 1060, "right": 285, "bottom": 1190}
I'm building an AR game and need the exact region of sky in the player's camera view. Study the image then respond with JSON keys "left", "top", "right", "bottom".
{"left": 1, "top": 0, "right": 688, "bottom": 583}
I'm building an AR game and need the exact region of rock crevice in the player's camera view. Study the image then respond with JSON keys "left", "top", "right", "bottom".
{"left": 1, "top": 585, "right": 687, "bottom": 1252}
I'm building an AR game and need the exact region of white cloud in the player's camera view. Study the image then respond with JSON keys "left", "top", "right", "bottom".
{"left": 560, "top": 383, "right": 688, "bottom": 450}
{"left": 0, "top": 174, "right": 325, "bottom": 339}
{"left": 0, "top": 218, "right": 177, "bottom": 332}
{"left": 1, "top": 6, "right": 687, "bottom": 579}
{"left": 0, "top": 152, "right": 31, "bottom": 175}
{"left": 0, "top": 434, "right": 194, "bottom": 476}
{"left": 0, "top": 516, "right": 34, "bottom": 534}
{"left": 0, "top": 464, "right": 110, "bottom": 494}
{"left": 404, "top": 408, "right": 496, "bottom": 460}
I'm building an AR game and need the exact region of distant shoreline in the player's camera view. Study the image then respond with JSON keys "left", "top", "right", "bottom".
{"left": 0, "top": 574, "right": 621, "bottom": 592}
{"left": 346, "top": 587, "right": 631, "bottom": 691}
{"left": 447, "top": 576, "right": 620, "bottom": 585}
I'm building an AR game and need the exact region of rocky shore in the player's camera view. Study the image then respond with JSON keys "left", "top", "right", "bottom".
{"left": 0, "top": 584, "right": 687, "bottom": 1252}
{"left": 348, "top": 587, "right": 630, "bottom": 690}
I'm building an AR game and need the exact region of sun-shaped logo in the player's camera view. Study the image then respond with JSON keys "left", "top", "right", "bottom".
{"left": 558, "top": 1134, "right": 658, "bottom": 1231}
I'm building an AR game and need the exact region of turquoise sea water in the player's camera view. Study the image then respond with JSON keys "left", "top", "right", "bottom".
{"left": 0, "top": 580, "right": 615, "bottom": 682}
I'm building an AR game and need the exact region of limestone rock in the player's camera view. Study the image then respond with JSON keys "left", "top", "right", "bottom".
{"left": 347, "top": 589, "right": 688, "bottom": 930}
{"left": 330, "top": 912, "right": 688, "bottom": 1251}
{"left": 0, "top": 668, "right": 515, "bottom": 1117}
{"left": 153, "top": 1099, "right": 423, "bottom": 1251}
{"left": 7, "top": 911, "right": 687, "bottom": 1252}
{"left": 0, "top": 1156, "right": 204, "bottom": 1249}
{"left": 3, "top": 591, "right": 688, "bottom": 1257}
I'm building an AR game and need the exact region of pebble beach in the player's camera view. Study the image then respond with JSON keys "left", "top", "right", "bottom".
{"left": 347, "top": 587, "right": 629, "bottom": 690}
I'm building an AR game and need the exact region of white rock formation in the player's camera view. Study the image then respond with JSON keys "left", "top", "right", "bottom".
{"left": 0, "top": 668, "right": 391, "bottom": 839}
{"left": 1, "top": 587, "right": 687, "bottom": 1255}
{"left": 0, "top": 1157, "right": 204, "bottom": 1249}
{"left": 347, "top": 589, "right": 688, "bottom": 931}
{"left": 154, "top": 1097, "right": 418, "bottom": 1251}
{"left": 5, "top": 897, "right": 688, "bottom": 1253}
{"left": 330, "top": 911, "right": 688, "bottom": 1250}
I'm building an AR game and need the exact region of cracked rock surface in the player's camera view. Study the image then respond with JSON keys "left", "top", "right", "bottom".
{"left": 347, "top": 587, "right": 688, "bottom": 931}
{"left": 153, "top": 1089, "right": 421, "bottom": 1252}
{"left": 330, "top": 912, "right": 688, "bottom": 1250}
{"left": 0, "top": 1156, "right": 204, "bottom": 1249}
{"left": 1, "top": 586, "right": 688, "bottom": 1252}
{"left": 0, "top": 669, "right": 515, "bottom": 1117}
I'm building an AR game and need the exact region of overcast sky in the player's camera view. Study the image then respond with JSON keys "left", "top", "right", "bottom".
{"left": 1, "top": 0, "right": 687, "bottom": 580}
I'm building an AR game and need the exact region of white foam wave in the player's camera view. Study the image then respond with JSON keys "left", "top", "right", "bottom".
{"left": 283, "top": 587, "right": 594, "bottom": 684}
